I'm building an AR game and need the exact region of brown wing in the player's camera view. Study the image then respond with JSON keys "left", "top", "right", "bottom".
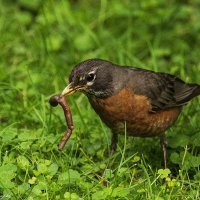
{"left": 127, "top": 69, "right": 200, "bottom": 112}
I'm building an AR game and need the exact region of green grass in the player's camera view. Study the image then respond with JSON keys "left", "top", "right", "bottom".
{"left": 0, "top": 0, "right": 200, "bottom": 199}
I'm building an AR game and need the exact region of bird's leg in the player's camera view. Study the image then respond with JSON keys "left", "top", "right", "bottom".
{"left": 110, "top": 132, "right": 118, "bottom": 154}
{"left": 160, "top": 134, "right": 168, "bottom": 168}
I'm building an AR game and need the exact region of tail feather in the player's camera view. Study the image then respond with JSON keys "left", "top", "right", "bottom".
{"left": 175, "top": 83, "right": 200, "bottom": 105}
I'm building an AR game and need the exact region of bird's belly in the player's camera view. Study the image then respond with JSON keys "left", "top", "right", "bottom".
{"left": 88, "top": 88, "right": 181, "bottom": 137}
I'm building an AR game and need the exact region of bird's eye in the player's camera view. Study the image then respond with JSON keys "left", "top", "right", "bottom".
{"left": 86, "top": 73, "right": 95, "bottom": 82}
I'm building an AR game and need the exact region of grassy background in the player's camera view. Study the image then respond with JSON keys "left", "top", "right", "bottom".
{"left": 0, "top": 0, "right": 200, "bottom": 199}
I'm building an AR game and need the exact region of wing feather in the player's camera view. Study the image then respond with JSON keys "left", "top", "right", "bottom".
{"left": 127, "top": 68, "right": 200, "bottom": 112}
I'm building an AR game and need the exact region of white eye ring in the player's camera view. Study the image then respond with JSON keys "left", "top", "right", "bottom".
{"left": 87, "top": 73, "right": 95, "bottom": 82}
{"left": 86, "top": 71, "right": 96, "bottom": 86}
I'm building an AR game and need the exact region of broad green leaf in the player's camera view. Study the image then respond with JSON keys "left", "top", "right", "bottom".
{"left": 18, "top": 183, "right": 30, "bottom": 194}
{"left": 32, "top": 185, "right": 42, "bottom": 196}
{"left": 28, "top": 177, "right": 37, "bottom": 184}
{"left": 64, "top": 192, "right": 81, "bottom": 200}
{"left": 92, "top": 188, "right": 112, "bottom": 200}
{"left": 58, "top": 169, "right": 81, "bottom": 185}
{"left": 170, "top": 152, "right": 180, "bottom": 165}
{"left": 158, "top": 168, "right": 171, "bottom": 178}
{"left": 169, "top": 134, "right": 189, "bottom": 148}
{"left": 37, "top": 163, "right": 48, "bottom": 174}
{"left": 0, "top": 127, "right": 17, "bottom": 143}
{"left": 111, "top": 187, "right": 130, "bottom": 197}
{"left": 19, "top": 141, "right": 33, "bottom": 150}
{"left": 47, "top": 163, "right": 59, "bottom": 176}
{"left": 132, "top": 155, "right": 141, "bottom": 163}
{"left": 17, "top": 155, "right": 30, "bottom": 171}
{"left": 0, "top": 164, "right": 17, "bottom": 189}
{"left": 32, "top": 181, "right": 47, "bottom": 196}
{"left": 117, "top": 167, "right": 128, "bottom": 177}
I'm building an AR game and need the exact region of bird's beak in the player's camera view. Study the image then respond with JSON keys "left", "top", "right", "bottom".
{"left": 61, "top": 82, "right": 85, "bottom": 97}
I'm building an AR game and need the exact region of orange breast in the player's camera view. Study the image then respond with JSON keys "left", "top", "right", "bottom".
{"left": 88, "top": 88, "right": 181, "bottom": 137}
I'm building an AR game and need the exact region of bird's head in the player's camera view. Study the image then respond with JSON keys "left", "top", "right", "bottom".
{"left": 61, "top": 59, "right": 116, "bottom": 98}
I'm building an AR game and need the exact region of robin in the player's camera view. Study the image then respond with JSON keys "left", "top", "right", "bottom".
{"left": 60, "top": 58, "right": 200, "bottom": 168}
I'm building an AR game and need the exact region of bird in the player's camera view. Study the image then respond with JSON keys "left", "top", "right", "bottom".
{"left": 60, "top": 58, "right": 200, "bottom": 168}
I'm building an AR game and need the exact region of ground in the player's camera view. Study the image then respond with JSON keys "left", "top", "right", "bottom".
{"left": 0, "top": 0, "right": 200, "bottom": 199}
